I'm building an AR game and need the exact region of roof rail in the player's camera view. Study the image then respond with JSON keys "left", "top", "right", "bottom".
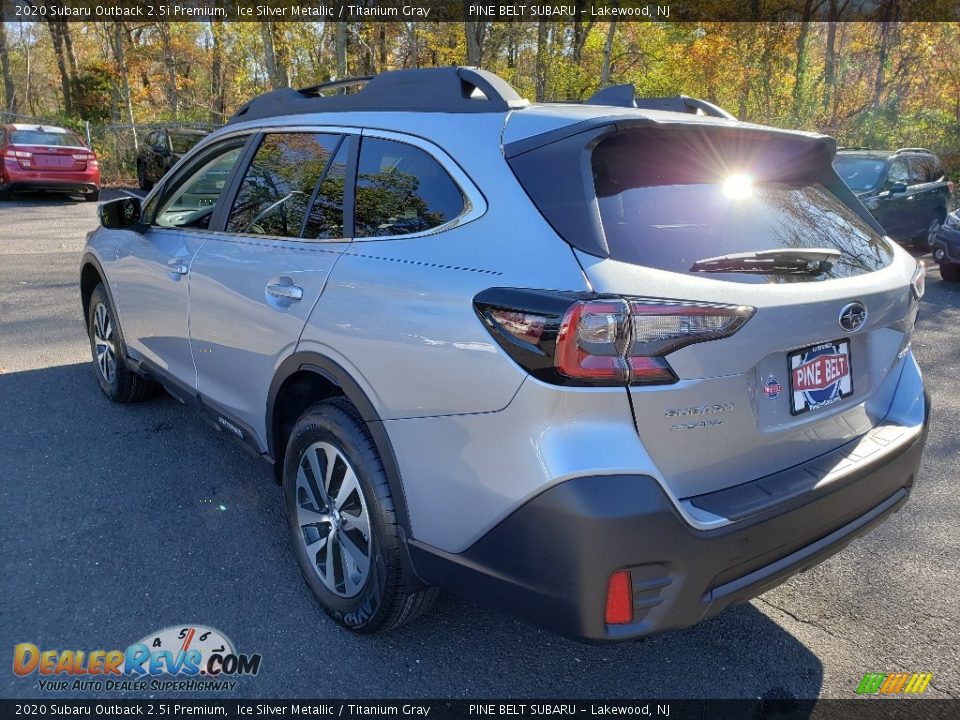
{"left": 585, "top": 84, "right": 736, "bottom": 120}
{"left": 228, "top": 67, "right": 528, "bottom": 125}
{"left": 836, "top": 146, "right": 872, "bottom": 151}
{"left": 895, "top": 147, "right": 933, "bottom": 155}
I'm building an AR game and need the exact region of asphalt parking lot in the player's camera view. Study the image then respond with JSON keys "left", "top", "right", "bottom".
{"left": 0, "top": 190, "right": 958, "bottom": 701}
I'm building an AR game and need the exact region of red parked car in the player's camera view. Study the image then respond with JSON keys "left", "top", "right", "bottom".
{"left": 0, "top": 124, "right": 100, "bottom": 201}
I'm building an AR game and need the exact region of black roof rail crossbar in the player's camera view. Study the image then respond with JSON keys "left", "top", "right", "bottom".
{"left": 895, "top": 147, "right": 933, "bottom": 155}
{"left": 634, "top": 95, "right": 736, "bottom": 120}
{"left": 585, "top": 84, "right": 736, "bottom": 120}
{"left": 228, "top": 67, "right": 527, "bottom": 125}
{"left": 585, "top": 84, "right": 638, "bottom": 108}
{"left": 837, "top": 146, "right": 872, "bottom": 151}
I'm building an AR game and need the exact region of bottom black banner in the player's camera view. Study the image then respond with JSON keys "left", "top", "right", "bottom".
{"left": 0, "top": 700, "right": 957, "bottom": 720}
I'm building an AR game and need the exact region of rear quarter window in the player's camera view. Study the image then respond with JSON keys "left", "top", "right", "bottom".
{"left": 354, "top": 137, "right": 464, "bottom": 238}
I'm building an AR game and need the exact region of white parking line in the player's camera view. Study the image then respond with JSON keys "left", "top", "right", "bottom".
{"left": 120, "top": 189, "right": 145, "bottom": 199}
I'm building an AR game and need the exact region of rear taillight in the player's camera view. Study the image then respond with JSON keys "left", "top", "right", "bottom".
{"left": 948, "top": 180, "right": 955, "bottom": 194}
{"left": 475, "top": 289, "right": 754, "bottom": 386}
{"left": 3, "top": 148, "right": 32, "bottom": 166}
{"left": 911, "top": 260, "right": 925, "bottom": 300}
{"left": 72, "top": 152, "right": 98, "bottom": 166}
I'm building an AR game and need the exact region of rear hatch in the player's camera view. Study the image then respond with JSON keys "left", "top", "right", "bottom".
{"left": 508, "top": 119, "right": 920, "bottom": 499}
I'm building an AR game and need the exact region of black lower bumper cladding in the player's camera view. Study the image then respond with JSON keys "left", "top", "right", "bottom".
{"left": 409, "top": 401, "right": 929, "bottom": 643}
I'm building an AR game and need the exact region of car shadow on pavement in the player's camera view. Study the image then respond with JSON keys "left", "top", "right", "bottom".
{"left": 0, "top": 363, "right": 824, "bottom": 701}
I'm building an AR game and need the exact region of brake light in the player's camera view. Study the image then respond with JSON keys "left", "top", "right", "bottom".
{"left": 475, "top": 289, "right": 754, "bottom": 387}
{"left": 3, "top": 149, "right": 32, "bottom": 159}
{"left": 948, "top": 180, "right": 955, "bottom": 194}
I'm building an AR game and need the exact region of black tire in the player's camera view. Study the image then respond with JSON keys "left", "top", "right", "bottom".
{"left": 137, "top": 162, "right": 153, "bottom": 192}
{"left": 85, "top": 189, "right": 100, "bottom": 202}
{"left": 87, "top": 283, "right": 158, "bottom": 403}
{"left": 914, "top": 212, "right": 946, "bottom": 252}
{"left": 283, "top": 397, "right": 438, "bottom": 633}
{"left": 940, "top": 262, "right": 960, "bottom": 282}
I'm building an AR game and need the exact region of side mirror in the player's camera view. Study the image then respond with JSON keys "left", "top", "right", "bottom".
{"left": 98, "top": 196, "right": 142, "bottom": 230}
{"left": 889, "top": 181, "right": 908, "bottom": 195}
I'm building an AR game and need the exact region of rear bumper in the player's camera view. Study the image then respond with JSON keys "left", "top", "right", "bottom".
{"left": 1, "top": 163, "right": 100, "bottom": 195}
{"left": 409, "top": 391, "right": 929, "bottom": 643}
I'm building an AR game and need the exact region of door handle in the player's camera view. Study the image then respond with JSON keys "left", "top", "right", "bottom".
{"left": 167, "top": 259, "right": 188, "bottom": 275}
{"left": 266, "top": 283, "right": 303, "bottom": 301}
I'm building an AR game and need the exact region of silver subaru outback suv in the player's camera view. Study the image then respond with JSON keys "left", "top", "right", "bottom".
{"left": 81, "top": 68, "right": 929, "bottom": 642}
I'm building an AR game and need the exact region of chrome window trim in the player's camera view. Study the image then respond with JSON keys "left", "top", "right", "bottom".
{"left": 144, "top": 124, "right": 486, "bottom": 244}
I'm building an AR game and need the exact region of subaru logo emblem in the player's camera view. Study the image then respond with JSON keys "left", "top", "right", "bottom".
{"left": 839, "top": 302, "right": 867, "bottom": 332}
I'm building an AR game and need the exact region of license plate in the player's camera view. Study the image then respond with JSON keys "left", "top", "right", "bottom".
{"left": 36, "top": 154, "right": 72, "bottom": 167}
{"left": 788, "top": 339, "right": 853, "bottom": 415}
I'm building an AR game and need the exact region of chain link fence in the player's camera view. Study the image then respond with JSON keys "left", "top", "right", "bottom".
{"left": 1, "top": 111, "right": 218, "bottom": 186}
{"left": 90, "top": 122, "right": 219, "bottom": 186}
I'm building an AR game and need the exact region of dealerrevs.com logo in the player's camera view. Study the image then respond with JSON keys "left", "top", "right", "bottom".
{"left": 13, "top": 625, "right": 261, "bottom": 692}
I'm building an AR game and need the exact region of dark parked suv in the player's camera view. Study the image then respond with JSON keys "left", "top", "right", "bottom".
{"left": 833, "top": 148, "right": 953, "bottom": 250}
{"left": 136, "top": 127, "right": 209, "bottom": 191}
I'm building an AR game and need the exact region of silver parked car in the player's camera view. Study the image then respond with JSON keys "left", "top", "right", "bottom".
{"left": 81, "top": 68, "right": 929, "bottom": 642}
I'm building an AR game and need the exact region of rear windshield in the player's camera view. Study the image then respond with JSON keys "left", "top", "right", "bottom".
{"left": 592, "top": 134, "right": 892, "bottom": 282}
{"left": 10, "top": 130, "right": 85, "bottom": 147}
{"left": 833, "top": 155, "right": 886, "bottom": 191}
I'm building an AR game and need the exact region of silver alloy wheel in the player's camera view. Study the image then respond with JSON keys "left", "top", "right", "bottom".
{"left": 93, "top": 302, "right": 117, "bottom": 385}
{"left": 926, "top": 217, "right": 942, "bottom": 249}
{"left": 295, "top": 441, "right": 372, "bottom": 598}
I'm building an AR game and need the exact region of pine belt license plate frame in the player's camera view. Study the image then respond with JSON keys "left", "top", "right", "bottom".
{"left": 788, "top": 339, "right": 853, "bottom": 416}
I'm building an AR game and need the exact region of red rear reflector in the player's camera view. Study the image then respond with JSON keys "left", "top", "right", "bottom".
{"left": 605, "top": 570, "right": 633, "bottom": 625}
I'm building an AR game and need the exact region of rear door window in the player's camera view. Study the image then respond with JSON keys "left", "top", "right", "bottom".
{"left": 353, "top": 137, "right": 464, "bottom": 238}
{"left": 303, "top": 138, "right": 349, "bottom": 240}
{"left": 591, "top": 132, "right": 893, "bottom": 283}
{"left": 908, "top": 157, "right": 933, "bottom": 184}
{"left": 885, "top": 158, "right": 910, "bottom": 187}
{"left": 226, "top": 132, "right": 343, "bottom": 238}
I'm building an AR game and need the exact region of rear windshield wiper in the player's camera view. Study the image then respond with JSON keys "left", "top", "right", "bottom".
{"left": 690, "top": 248, "right": 842, "bottom": 275}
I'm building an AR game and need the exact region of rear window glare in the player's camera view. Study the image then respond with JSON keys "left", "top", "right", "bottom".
{"left": 591, "top": 133, "right": 893, "bottom": 282}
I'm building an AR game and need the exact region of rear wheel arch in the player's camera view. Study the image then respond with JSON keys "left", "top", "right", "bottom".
{"left": 267, "top": 353, "right": 413, "bottom": 536}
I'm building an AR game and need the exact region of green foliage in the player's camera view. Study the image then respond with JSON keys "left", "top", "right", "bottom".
{"left": 4, "top": 20, "right": 959, "bottom": 185}
{"left": 71, "top": 64, "right": 114, "bottom": 124}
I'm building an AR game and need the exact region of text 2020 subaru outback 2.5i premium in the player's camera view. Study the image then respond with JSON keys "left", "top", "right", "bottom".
{"left": 80, "top": 68, "right": 929, "bottom": 642}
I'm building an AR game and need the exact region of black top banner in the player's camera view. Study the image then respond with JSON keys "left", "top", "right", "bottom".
{"left": 0, "top": 700, "right": 958, "bottom": 720}
{"left": 2, "top": 0, "right": 960, "bottom": 23}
